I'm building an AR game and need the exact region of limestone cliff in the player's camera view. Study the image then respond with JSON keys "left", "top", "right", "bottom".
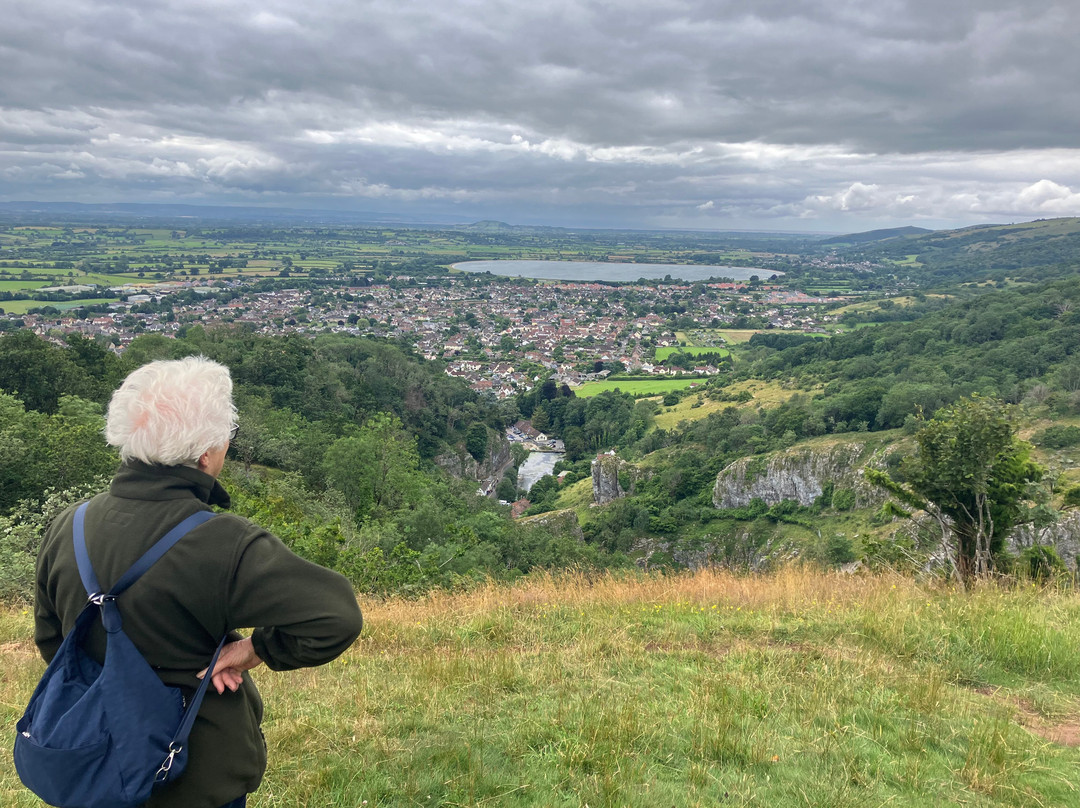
{"left": 712, "top": 442, "right": 881, "bottom": 509}
{"left": 592, "top": 452, "right": 635, "bottom": 505}
{"left": 435, "top": 432, "right": 512, "bottom": 483}
{"left": 1008, "top": 513, "right": 1080, "bottom": 569}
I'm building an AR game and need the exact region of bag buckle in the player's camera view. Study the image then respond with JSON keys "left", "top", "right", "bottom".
{"left": 155, "top": 742, "right": 183, "bottom": 782}
{"left": 88, "top": 592, "right": 117, "bottom": 606}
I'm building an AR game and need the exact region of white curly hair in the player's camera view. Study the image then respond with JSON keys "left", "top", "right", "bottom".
{"left": 105, "top": 356, "right": 237, "bottom": 467}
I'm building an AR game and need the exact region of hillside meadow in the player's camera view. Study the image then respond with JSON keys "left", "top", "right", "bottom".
{"left": 3, "top": 568, "right": 1080, "bottom": 807}
{"left": 572, "top": 378, "right": 701, "bottom": 397}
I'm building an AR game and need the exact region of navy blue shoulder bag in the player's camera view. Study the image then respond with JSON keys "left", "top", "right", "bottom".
{"left": 15, "top": 501, "right": 227, "bottom": 808}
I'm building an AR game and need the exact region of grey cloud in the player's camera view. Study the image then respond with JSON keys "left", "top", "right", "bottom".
{"left": 2, "top": 0, "right": 1080, "bottom": 229}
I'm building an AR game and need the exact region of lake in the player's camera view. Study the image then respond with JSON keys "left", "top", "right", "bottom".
{"left": 517, "top": 451, "right": 564, "bottom": 493}
{"left": 452, "top": 260, "right": 776, "bottom": 283}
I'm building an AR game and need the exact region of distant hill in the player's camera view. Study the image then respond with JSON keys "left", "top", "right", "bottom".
{"left": 845, "top": 217, "right": 1080, "bottom": 287}
{"left": 820, "top": 225, "right": 932, "bottom": 245}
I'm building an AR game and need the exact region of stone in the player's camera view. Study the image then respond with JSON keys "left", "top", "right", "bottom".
{"left": 712, "top": 442, "right": 881, "bottom": 509}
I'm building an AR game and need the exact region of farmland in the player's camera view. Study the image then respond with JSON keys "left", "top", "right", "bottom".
{"left": 572, "top": 378, "right": 705, "bottom": 398}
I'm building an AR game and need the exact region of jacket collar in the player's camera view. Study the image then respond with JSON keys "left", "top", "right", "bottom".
{"left": 109, "top": 460, "right": 232, "bottom": 508}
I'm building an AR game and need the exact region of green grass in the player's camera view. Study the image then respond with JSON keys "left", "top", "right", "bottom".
{"left": 887, "top": 255, "right": 925, "bottom": 267}
{"left": 0, "top": 298, "right": 121, "bottom": 314}
{"left": 0, "top": 280, "right": 50, "bottom": 291}
{"left": 5, "top": 569, "right": 1080, "bottom": 806}
{"left": 573, "top": 378, "right": 703, "bottom": 397}
{"left": 654, "top": 346, "right": 731, "bottom": 360}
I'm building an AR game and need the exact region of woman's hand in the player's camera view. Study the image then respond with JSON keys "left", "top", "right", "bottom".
{"left": 197, "top": 636, "right": 263, "bottom": 694}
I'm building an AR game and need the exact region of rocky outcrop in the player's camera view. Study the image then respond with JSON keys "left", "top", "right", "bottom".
{"left": 435, "top": 432, "right": 512, "bottom": 483}
{"left": 1008, "top": 512, "right": 1080, "bottom": 570}
{"left": 592, "top": 452, "right": 634, "bottom": 505}
{"left": 630, "top": 533, "right": 799, "bottom": 572}
{"left": 713, "top": 442, "right": 881, "bottom": 509}
{"left": 519, "top": 508, "right": 584, "bottom": 541}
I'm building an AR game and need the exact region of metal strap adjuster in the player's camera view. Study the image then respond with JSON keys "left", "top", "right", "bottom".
{"left": 155, "top": 742, "right": 183, "bottom": 782}
{"left": 88, "top": 593, "right": 117, "bottom": 606}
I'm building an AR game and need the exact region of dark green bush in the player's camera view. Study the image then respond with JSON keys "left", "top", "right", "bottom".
{"left": 1035, "top": 425, "right": 1080, "bottom": 449}
{"left": 833, "top": 488, "right": 857, "bottom": 511}
{"left": 1019, "top": 545, "right": 1069, "bottom": 583}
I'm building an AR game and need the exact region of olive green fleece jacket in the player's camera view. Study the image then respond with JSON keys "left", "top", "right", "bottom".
{"left": 33, "top": 461, "right": 364, "bottom": 808}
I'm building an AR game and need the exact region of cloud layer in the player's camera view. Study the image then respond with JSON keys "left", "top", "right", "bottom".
{"left": 3, "top": 0, "right": 1079, "bottom": 230}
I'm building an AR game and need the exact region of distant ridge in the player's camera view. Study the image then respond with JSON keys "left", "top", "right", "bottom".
{"left": 821, "top": 226, "right": 933, "bottom": 245}
{"left": 836, "top": 217, "right": 1080, "bottom": 286}
{"left": 465, "top": 220, "right": 515, "bottom": 231}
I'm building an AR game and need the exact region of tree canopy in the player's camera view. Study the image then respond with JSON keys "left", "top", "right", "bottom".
{"left": 867, "top": 396, "right": 1043, "bottom": 583}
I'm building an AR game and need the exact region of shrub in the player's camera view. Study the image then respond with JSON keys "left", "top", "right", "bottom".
{"left": 1035, "top": 425, "right": 1080, "bottom": 449}
{"left": 0, "top": 479, "right": 107, "bottom": 603}
{"left": 1019, "top": 545, "right": 1069, "bottom": 583}
{"left": 824, "top": 533, "right": 856, "bottom": 566}
{"left": 833, "top": 488, "right": 857, "bottom": 511}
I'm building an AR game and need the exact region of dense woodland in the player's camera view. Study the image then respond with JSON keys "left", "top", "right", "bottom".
{"left": 0, "top": 328, "right": 604, "bottom": 600}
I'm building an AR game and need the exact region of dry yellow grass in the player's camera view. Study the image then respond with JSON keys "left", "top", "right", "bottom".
{"left": 651, "top": 392, "right": 733, "bottom": 430}
{"left": 713, "top": 329, "right": 765, "bottom": 343}
{"left": 361, "top": 566, "right": 906, "bottom": 627}
{"left": 649, "top": 380, "right": 822, "bottom": 431}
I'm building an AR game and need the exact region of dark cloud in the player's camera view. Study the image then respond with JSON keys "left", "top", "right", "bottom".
{"left": 2, "top": 0, "right": 1079, "bottom": 229}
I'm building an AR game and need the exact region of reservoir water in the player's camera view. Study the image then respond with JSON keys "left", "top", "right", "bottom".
{"left": 452, "top": 260, "right": 776, "bottom": 283}
{"left": 518, "top": 451, "right": 564, "bottom": 493}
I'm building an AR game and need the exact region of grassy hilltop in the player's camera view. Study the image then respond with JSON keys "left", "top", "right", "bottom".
{"left": 4, "top": 569, "right": 1080, "bottom": 807}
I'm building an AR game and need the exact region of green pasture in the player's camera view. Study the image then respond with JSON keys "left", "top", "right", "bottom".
{"left": 654, "top": 346, "right": 731, "bottom": 360}
{"left": 0, "top": 266, "right": 75, "bottom": 276}
{"left": 887, "top": 254, "right": 924, "bottom": 266}
{"left": 573, "top": 378, "right": 703, "bottom": 397}
{"left": 0, "top": 298, "right": 121, "bottom": 314}
{"left": 0, "top": 280, "right": 50, "bottom": 291}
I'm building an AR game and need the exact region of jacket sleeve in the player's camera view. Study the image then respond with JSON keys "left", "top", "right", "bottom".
{"left": 33, "top": 520, "right": 65, "bottom": 663}
{"left": 224, "top": 524, "right": 362, "bottom": 671}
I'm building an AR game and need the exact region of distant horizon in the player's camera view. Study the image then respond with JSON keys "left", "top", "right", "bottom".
{"left": 0, "top": 198, "right": 1003, "bottom": 238}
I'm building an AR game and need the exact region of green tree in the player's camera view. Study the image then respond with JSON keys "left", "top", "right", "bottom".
{"left": 323, "top": 412, "right": 422, "bottom": 521}
{"left": 0, "top": 393, "right": 116, "bottom": 511}
{"left": 465, "top": 422, "right": 488, "bottom": 463}
{"left": 866, "top": 396, "right": 1042, "bottom": 584}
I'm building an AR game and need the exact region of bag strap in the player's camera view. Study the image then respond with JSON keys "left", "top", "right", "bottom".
{"left": 73, "top": 502, "right": 217, "bottom": 602}
{"left": 71, "top": 501, "right": 231, "bottom": 781}
{"left": 156, "top": 633, "right": 229, "bottom": 783}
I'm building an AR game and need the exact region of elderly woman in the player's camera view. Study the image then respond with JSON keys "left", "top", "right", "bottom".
{"left": 33, "top": 356, "right": 363, "bottom": 808}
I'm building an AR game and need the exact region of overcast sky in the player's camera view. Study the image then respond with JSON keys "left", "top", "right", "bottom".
{"left": 3, "top": 0, "right": 1079, "bottom": 232}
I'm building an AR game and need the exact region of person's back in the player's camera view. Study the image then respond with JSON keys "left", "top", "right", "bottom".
{"left": 32, "top": 356, "right": 363, "bottom": 808}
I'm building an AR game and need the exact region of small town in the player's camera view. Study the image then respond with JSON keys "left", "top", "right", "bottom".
{"left": 6, "top": 273, "right": 845, "bottom": 397}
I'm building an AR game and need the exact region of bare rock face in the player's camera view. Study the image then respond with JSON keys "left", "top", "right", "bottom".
{"left": 1008, "top": 512, "right": 1080, "bottom": 570}
{"left": 712, "top": 443, "right": 881, "bottom": 509}
{"left": 592, "top": 452, "right": 631, "bottom": 505}
{"left": 435, "top": 433, "right": 512, "bottom": 482}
